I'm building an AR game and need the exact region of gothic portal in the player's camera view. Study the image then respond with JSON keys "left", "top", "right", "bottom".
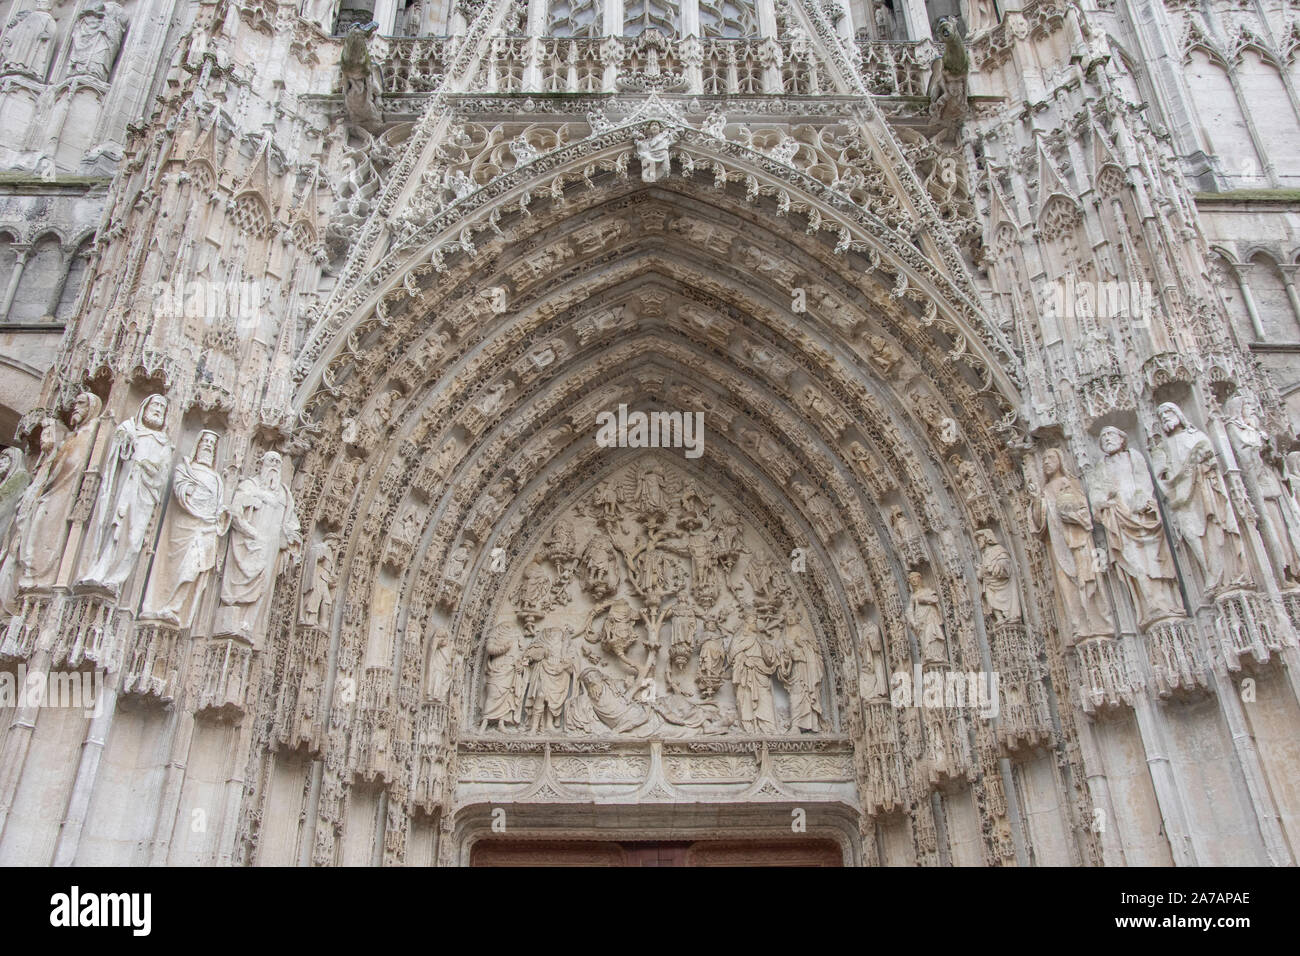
{"left": 0, "top": 0, "right": 1299, "bottom": 867}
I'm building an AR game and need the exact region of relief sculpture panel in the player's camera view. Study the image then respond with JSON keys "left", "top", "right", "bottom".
{"left": 474, "top": 457, "right": 833, "bottom": 739}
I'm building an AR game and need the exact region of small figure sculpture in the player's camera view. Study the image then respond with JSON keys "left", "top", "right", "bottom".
{"left": 974, "top": 528, "right": 1021, "bottom": 625}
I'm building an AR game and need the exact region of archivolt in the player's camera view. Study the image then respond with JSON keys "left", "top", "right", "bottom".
{"left": 268, "top": 162, "right": 1052, "bottom": 823}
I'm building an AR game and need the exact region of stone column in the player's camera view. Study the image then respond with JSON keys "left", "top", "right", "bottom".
{"left": 373, "top": 0, "right": 401, "bottom": 34}
{"left": 1233, "top": 264, "right": 1268, "bottom": 342}
{"left": 0, "top": 246, "right": 29, "bottom": 320}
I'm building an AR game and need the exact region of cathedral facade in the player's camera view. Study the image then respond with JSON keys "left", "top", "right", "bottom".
{"left": 0, "top": 0, "right": 1298, "bottom": 866}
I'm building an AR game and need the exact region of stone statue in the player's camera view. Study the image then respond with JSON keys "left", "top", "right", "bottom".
{"left": 1286, "top": 451, "right": 1300, "bottom": 503}
{"left": 0, "top": 447, "right": 31, "bottom": 546}
{"left": 1224, "top": 394, "right": 1300, "bottom": 586}
{"left": 579, "top": 532, "right": 619, "bottom": 599}
{"left": 474, "top": 382, "right": 511, "bottom": 417}
{"left": 64, "top": 0, "right": 128, "bottom": 83}
{"left": 565, "top": 667, "right": 734, "bottom": 737}
{"left": 139, "top": 430, "right": 229, "bottom": 627}
{"left": 444, "top": 544, "right": 471, "bottom": 582}
{"left": 366, "top": 389, "right": 401, "bottom": 431}
{"left": 1028, "top": 447, "right": 1113, "bottom": 637}
{"left": 1090, "top": 426, "right": 1184, "bottom": 625}
{"left": 697, "top": 607, "right": 730, "bottom": 698}
{"left": 635, "top": 459, "right": 667, "bottom": 516}
{"left": 298, "top": 532, "right": 341, "bottom": 629}
{"left": 339, "top": 22, "right": 384, "bottom": 134}
{"left": 635, "top": 123, "right": 675, "bottom": 183}
{"left": 728, "top": 607, "right": 780, "bottom": 734}
{"left": 216, "top": 451, "right": 302, "bottom": 644}
{"left": 1151, "top": 402, "right": 1248, "bottom": 593}
{"left": 83, "top": 394, "right": 175, "bottom": 591}
{"left": 889, "top": 506, "right": 918, "bottom": 543}
{"left": 1, "top": 0, "right": 56, "bottom": 80}
{"left": 974, "top": 528, "right": 1021, "bottom": 624}
{"left": 793, "top": 479, "right": 841, "bottom": 539}
{"left": 927, "top": 17, "right": 970, "bottom": 130}
{"left": 857, "top": 620, "right": 888, "bottom": 702}
{"left": 906, "top": 571, "right": 947, "bottom": 665}
{"left": 959, "top": 0, "right": 997, "bottom": 34}
{"left": 17, "top": 392, "right": 102, "bottom": 591}
{"left": 481, "top": 624, "right": 527, "bottom": 732}
{"left": 426, "top": 627, "right": 453, "bottom": 701}
{"left": 0, "top": 444, "right": 35, "bottom": 611}
{"left": 781, "top": 608, "right": 824, "bottom": 733}
{"left": 523, "top": 626, "right": 579, "bottom": 733}
{"left": 513, "top": 554, "right": 551, "bottom": 617}
{"left": 565, "top": 667, "right": 665, "bottom": 736}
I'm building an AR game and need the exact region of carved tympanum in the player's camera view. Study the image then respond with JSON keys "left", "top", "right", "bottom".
{"left": 477, "top": 457, "right": 831, "bottom": 738}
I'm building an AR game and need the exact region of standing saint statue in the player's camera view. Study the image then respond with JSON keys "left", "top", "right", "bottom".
{"left": 1028, "top": 447, "right": 1113, "bottom": 637}
{"left": 906, "top": 571, "right": 948, "bottom": 665}
{"left": 140, "top": 429, "right": 228, "bottom": 627}
{"left": 1, "top": 0, "right": 57, "bottom": 80}
{"left": 1090, "top": 426, "right": 1184, "bottom": 625}
{"left": 83, "top": 394, "right": 175, "bottom": 591}
{"left": 63, "top": 0, "right": 128, "bottom": 83}
{"left": 781, "top": 608, "right": 825, "bottom": 733}
{"left": 728, "top": 607, "right": 780, "bottom": 734}
{"left": 481, "top": 623, "right": 527, "bottom": 732}
{"left": 0, "top": 447, "right": 31, "bottom": 545}
{"left": 215, "top": 451, "right": 302, "bottom": 644}
{"left": 857, "top": 620, "right": 888, "bottom": 702}
{"left": 0, "top": 444, "right": 36, "bottom": 612}
{"left": 974, "top": 528, "right": 1021, "bottom": 624}
{"left": 1224, "top": 394, "right": 1300, "bottom": 586}
{"left": 1151, "top": 402, "right": 1248, "bottom": 593}
{"left": 18, "top": 392, "right": 102, "bottom": 591}
{"left": 426, "top": 627, "right": 454, "bottom": 702}
{"left": 523, "top": 626, "right": 578, "bottom": 733}
{"left": 298, "top": 532, "right": 341, "bottom": 629}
